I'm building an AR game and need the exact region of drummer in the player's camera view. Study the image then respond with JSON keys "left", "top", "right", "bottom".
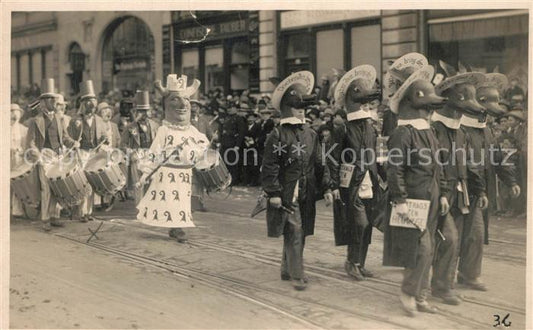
{"left": 121, "top": 90, "right": 160, "bottom": 204}
{"left": 67, "top": 80, "right": 109, "bottom": 222}
{"left": 25, "top": 79, "right": 80, "bottom": 231}
{"left": 11, "top": 103, "right": 28, "bottom": 218}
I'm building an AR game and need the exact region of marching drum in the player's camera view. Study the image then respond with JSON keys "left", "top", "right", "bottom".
{"left": 84, "top": 150, "right": 127, "bottom": 196}
{"left": 46, "top": 159, "right": 92, "bottom": 207}
{"left": 194, "top": 149, "right": 231, "bottom": 192}
{"left": 11, "top": 162, "right": 41, "bottom": 208}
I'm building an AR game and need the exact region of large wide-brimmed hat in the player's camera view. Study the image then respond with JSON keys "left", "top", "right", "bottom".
{"left": 389, "top": 65, "right": 435, "bottom": 114}
{"left": 40, "top": 78, "right": 59, "bottom": 99}
{"left": 135, "top": 90, "right": 150, "bottom": 110}
{"left": 435, "top": 61, "right": 486, "bottom": 95}
{"left": 271, "top": 71, "right": 314, "bottom": 111}
{"left": 474, "top": 73, "right": 508, "bottom": 94}
{"left": 384, "top": 53, "right": 429, "bottom": 99}
{"left": 80, "top": 80, "right": 96, "bottom": 100}
{"left": 333, "top": 65, "right": 376, "bottom": 108}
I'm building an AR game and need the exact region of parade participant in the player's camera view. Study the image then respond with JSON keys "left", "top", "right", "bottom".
{"left": 137, "top": 74, "right": 208, "bottom": 244}
{"left": 429, "top": 67, "right": 487, "bottom": 305}
{"left": 271, "top": 109, "right": 281, "bottom": 126}
{"left": 262, "top": 71, "right": 332, "bottom": 291}
{"left": 11, "top": 104, "right": 28, "bottom": 217}
{"left": 26, "top": 78, "right": 79, "bottom": 230}
{"left": 121, "top": 91, "right": 160, "bottom": 204}
{"left": 67, "top": 80, "right": 108, "bottom": 222}
{"left": 243, "top": 111, "right": 261, "bottom": 186}
{"left": 437, "top": 63, "right": 520, "bottom": 291}
{"left": 502, "top": 109, "right": 526, "bottom": 216}
{"left": 327, "top": 65, "right": 382, "bottom": 281}
{"left": 220, "top": 100, "right": 246, "bottom": 186}
{"left": 382, "top": 54, "right": 446, "bottom": 316}
{"left": 98, "top": 102, "right": 121, "bottom": 148}
{"left": 55, "top": 94, "right": 71, "bottom": 132}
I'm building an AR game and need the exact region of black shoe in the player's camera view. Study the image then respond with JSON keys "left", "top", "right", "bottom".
{"left": 432, "top": 290, "right": 461, "bottom": 305}
{"left": 281, "top": 272, "right": 291, "bottom": 281}
{"left": 345, "top": 261, "right": 365, "bottom": 281}
{"left": 169, "top": 228, "right": 188, "bottom": 243}
{"left": 50, "top": 219, "right": 64, "bottom": 227}
{"left": 292, "top": 278, "right": 307, "bottom": 291}
{"left": 358, "top": 266, "right": 374, "bottom": 278}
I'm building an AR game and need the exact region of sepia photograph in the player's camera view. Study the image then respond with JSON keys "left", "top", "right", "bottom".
{"left": 2, "top": 2, "right": 531, "bottom": 329}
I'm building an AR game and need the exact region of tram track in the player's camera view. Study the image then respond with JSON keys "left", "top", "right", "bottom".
{"left": 66, "top": 218, "right": 525, "bottom": 328}
{"left": 55, "top": 233, "right": 420, "bottom": 329}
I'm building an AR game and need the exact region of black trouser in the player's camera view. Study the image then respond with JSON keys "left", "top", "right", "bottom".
{"left": 280, "top": 202, "right": 305, "bottom": 280}
{"left": 346, "top": 198, "right": 372, "bottom": 267}
{"left": 431, "top": 212, "right": 460, "bottom": 293}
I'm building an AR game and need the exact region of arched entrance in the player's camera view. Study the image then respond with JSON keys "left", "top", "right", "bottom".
{"left": 68, "top": 42, "right": 85, "bottom": 95}
{"left": 101, "top": 16, "right": 155, "bottom": 95}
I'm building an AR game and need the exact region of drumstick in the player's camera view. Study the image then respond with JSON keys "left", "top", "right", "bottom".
{"left": 137, "top": 137, "right": 191, "bottom": 187}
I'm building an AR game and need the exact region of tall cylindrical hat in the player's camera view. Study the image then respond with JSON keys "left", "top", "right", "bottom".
{"left": 80, "top": 80, "right": 96, "bottom": 100}
{"left": 40, "top": 78, "right": 58, "bottom": 98}
{"left": 135, "top": 90, "right": 150, "bottom": 110}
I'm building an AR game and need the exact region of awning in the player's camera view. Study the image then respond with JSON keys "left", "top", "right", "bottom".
{"left": 429, "top": 14, "right": 528, "bottom": 42}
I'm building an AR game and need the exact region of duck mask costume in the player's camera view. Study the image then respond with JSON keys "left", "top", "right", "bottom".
{"left": 270, "top": 71, "right": 316, "bottom": 125}
{"left": 154, "top": 74, "right": 201, "bottom": 126}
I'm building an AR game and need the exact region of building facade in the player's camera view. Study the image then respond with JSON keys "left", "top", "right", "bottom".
{"left": 11, "top": 11, "right": 171, "bottom": 97}
{"left": 11, "top": 10, "right": 528, "bottom": 98}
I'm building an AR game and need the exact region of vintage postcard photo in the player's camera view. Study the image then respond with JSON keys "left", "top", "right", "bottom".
{"left": 2, "top": 1, "right": 531, "bottom": 329}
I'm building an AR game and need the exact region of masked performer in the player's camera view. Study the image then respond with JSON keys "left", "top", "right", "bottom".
{"left": 327, "top": 65, "right": 382, "bottom": 280}
{"left": 137, "top": 74, "right": 208, "bottom": 243}
{"left": 262, "top": 71, "right": 332, "bottom": 291}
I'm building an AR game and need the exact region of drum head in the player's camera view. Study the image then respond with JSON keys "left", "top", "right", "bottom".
{"left": 11, "top": 162, "right": 34, "bottom": 179}
{"left": 45, "top": 159, "right": 78, "bottom": 179}
{"left": 85, "top": 150, "right": 114, "bottom": 172}
{"left": 195, "top": 149, "right": 220, "bottom": 170}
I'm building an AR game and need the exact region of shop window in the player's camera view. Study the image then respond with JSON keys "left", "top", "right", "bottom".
{"left": 182, "top": 49, "right": 199, "bottom": 80}
{"left": 230, "top": 40, "right": 249, "bottom": 92}
{"left": 351, "top": 24, "right": 381, "bottom": 83}
{"left": 284, "top": 33, "right": 310, "bottom": 75}
{"left": 316, "top": 29, "right": 344, "bottom": 80}
{"left": 205, "top": 46, "right": 224, "bottom": 93}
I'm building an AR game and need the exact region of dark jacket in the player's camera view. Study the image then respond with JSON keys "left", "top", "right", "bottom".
{"left": 261, "top": 124, "right": 332, "bottom": 237}
{"left": 431, "top": 121, "right": 485, "bottom": 218}
{"left": 383, "top": 124, "right": 441, "bottom": 268}
{"left": 327, "top": 119, "right": 385, "bottom": 245}
{"left": 220, "top": 114, "right": 246, "bottom": 149}
{"left": 26, "top": 113, "right": 76, "bottom": 152}
{"left": 461, "top": 124, "right": 517, "bottom": 244}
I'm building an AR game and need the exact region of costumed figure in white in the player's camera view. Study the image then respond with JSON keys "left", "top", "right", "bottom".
{"left": 137, "top": 74, "right": 208, "bottom": 243}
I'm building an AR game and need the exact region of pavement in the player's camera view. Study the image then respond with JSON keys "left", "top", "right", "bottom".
{"left": 9, "top": 186, "right": 527, "bottom": 329}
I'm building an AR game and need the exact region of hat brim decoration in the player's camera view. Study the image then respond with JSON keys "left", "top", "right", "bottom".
{"left": 389, "top": 65, "right": 435, "bottom": 114}
{"left": 384, "top": 53, "right": 429, "bottom": 99}
{"left": 334, "top": 65, "right": 377, "bottom": 108}
{"left": 271, "top": 71, "right": 314, "bottom": 111}
{"left": 435, "top": 72, "right": 486, "bottom": 95}
{"left": 474, "top": 73, "right": 509, "bottom": 94}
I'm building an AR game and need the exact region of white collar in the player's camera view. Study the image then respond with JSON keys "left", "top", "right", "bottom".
{"left": 163, "top": 120, "right": 191, "bottom": 130}
{"left": 431, "top": 112, "right": 461, "bottom": 130}
{"left": 347, "top": 110, "right": 372, "bottom": 122}
{"left": 85, "top": 116, "right": 94, "bottom": 125}
{"left": 280, "top": 117, "right": 305, "bottom": 125}
{"left": 460, "top": 115, "right": 486, "bottom": 128}
{"left": 397, "top": 118, "right": 430, "bottom": 130}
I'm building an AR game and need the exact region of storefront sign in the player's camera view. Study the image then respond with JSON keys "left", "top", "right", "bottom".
{"left": 177, "top": 19, "right": 247, "bottom": 41}
{"left": 114, "top": 58, "right": 148, "bottom": 72}
{"left": 280, "top": 10, "right": 380, "bottom": 30}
